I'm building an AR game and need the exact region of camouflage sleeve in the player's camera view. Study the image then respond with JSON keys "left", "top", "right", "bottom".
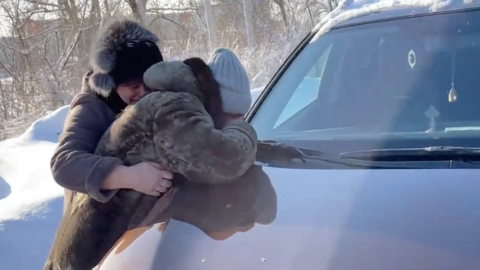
{"left": 148, "top": 92, "right": 258, "bottom": 183}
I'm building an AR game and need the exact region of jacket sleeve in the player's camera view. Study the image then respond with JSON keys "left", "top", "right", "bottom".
{"left": 149, "top": 92, "right": 258, "bottom": 183}
{"left": 50, "top": 94, "right": 123, "bottom": 202}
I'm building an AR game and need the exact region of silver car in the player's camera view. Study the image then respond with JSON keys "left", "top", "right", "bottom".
{"left": 95, "top": 1, "right": 480, "bottom": 269}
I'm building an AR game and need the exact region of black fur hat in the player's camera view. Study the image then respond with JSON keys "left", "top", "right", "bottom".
{"left": 88, "top": 18, "right": 163, "bottom": 97}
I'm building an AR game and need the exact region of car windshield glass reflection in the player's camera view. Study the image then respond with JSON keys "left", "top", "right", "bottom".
{"left": 251, "top": 9, "right": 480, "bottom": 153}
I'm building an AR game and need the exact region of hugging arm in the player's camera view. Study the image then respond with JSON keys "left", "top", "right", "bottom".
{"left": 50, "top": 94, "right": 123, "bottom": 203}
{"left": 150, "top": 92, "right": 257, "bottom": 183}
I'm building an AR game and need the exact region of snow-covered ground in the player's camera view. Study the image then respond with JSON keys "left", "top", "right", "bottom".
{"left": 0, "top": 87, "right": 265, "bottom": 269}
{"left": 0, "top": 105, "right": 69, "bottom": 270}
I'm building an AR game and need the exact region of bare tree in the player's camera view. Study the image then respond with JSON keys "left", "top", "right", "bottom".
{"left": 125, "top": 0, "right": 148, "bottom": 23}
{"left": 0, "top": 0, "right": 334, "bottom": 140}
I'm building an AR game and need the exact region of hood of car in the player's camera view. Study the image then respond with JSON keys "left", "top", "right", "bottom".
{"left": 96, "top": 165, "right": 480, "bottom": 270}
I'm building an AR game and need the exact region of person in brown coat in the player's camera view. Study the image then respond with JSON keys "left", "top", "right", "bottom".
{"left": 44, "top": 55, "right": 258, "bottom": 270}
{"left": 50, "top": 18, "right": 174, "bottom": 212}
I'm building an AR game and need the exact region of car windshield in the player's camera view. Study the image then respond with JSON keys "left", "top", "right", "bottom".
{"left": 250, "top": 8, "right": 480, "bottom": 154}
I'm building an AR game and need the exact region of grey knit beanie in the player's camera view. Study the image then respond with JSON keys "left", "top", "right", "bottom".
{"left": 207, "top": 48, "right": 252, "bottom": 115}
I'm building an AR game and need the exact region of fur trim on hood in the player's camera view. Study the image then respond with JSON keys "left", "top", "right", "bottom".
{"left": 88, "top": 18, "right": 160, "bottom": 97}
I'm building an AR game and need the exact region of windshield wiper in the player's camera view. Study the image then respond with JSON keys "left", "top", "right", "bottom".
{"left": 256, "top": 140, "right": 418, "bottom": 169}
{"left": 340, "top": 146, "right": 480, "bottom": 162}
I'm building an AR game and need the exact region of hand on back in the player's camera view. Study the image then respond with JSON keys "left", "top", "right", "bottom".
{"left": 127, "top": 162, "right": 173, "bottom": 196}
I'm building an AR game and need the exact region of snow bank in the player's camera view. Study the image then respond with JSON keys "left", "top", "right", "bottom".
{"left": 251, "top": 86, "right": 265, "bottom": 104}
{"left": 16, "top": 106, "right": 70, "bottom": 144}
{"left": 0, "top": 105, "right": 69, "bottom": 270}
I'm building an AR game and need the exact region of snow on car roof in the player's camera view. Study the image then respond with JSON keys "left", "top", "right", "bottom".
{"left": 311, "top": 0, "right": 480, "bottom": 42}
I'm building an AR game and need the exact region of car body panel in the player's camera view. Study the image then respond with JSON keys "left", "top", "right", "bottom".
{"left": 97, "top": 167, "right": 480, "bottom": 270}
{"left": 96, "top": 224, "right": 165, "bottom": 270}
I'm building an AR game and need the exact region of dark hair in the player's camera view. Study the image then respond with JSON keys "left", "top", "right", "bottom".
{"left": 183, "top": 57, "right": 224, "bottom": 129}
